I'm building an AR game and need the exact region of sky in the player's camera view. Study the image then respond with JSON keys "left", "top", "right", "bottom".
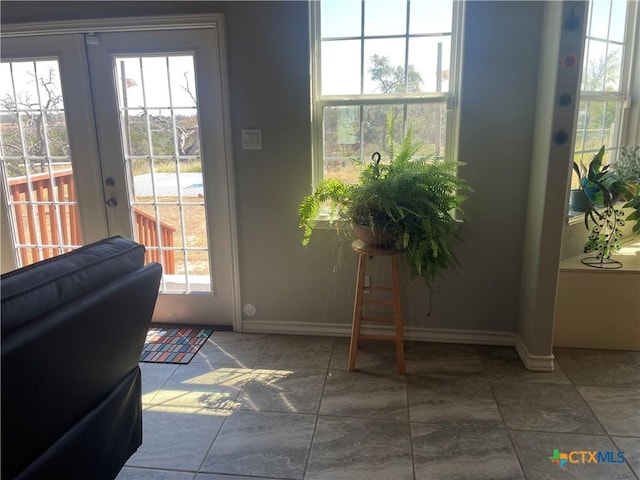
{"left": 320, "top": 0, "right": 453, "bottom": 95}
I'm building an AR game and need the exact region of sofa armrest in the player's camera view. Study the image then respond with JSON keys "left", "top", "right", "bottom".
{"left": 1, "top": 236, "right": 146, "bottom": 336}
{"left": 1, "top": 262, "right": 162, "bottom": 479}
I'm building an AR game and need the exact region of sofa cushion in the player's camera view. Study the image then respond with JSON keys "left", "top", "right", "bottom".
{"left": 1, "top": 236, "right": 145, "bottom": 336}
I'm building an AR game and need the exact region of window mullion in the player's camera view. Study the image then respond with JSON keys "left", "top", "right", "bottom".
{"left": 359, "top": 0, "right": 365, "bottom": 96}
{"left": 403, "top": 0, "right": 410, "bottom": 93}
{"left": 313, "top": 0, "right": 458, "bottom": 186}
{"left": 318, "top": 95, "right": 449, "bottom": 106}
{"left": 619, "top": 1, "right": 639, "bottom": 106}
{"left": 579, "top": 91, "right": 627, "bottom": 99}
{"left": 359, "top": 104, "right": 364, "bottom": 164}
{"left": 602, "top": 0, "right": 612, "bottom": 91}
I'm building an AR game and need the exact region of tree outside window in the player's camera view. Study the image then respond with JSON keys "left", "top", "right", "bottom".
{"left": 312, "top": 0, "right": 460, "bottom": 185}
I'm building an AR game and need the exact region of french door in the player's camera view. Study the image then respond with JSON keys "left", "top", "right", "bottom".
{"left": 0, "top": 18, "right": 240, "bottom": 327}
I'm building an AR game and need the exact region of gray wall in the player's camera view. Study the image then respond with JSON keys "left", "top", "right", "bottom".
{"left": 519, "top": 0, "right": 587, "bottom": 356}
{"left": 2, "top": 1, "right": 565, "bottom": 344}
{"left": 450, "top": 0, "right": 542, "bottom": 334}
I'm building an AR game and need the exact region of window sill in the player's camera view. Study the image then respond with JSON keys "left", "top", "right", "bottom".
{"left": 567, "top": 210, "right": 585, "bottom": 225}
{"left": 567, "top": 199, "right": 634, "bottom": 225}
{"left": 312, "top": 217, "right": 340, "bottom": 230}
{"left": 311, "top": 211, "right": 465, "bottom": 230}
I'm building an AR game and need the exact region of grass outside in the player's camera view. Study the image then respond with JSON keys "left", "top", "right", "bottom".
{"left": 324, "top": 162, "right": 363, "bottom": 184}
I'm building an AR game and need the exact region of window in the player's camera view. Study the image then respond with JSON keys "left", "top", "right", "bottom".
{"left": 572, "top": 0, "right": 640, "bottom": 193}
{"left": 310, "top": 0, "right": 463, "bottom": 185}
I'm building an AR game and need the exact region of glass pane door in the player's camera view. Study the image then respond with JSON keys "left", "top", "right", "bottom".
{"left": 86, "top": 28, "right": 238, "bottom": 326}
{"left": 115, "top": 55, "right": 210, "bottom": 293}
{"left": 1, "top": 35, "right": 111, "bottom": 273}
{"left": 1, "top": 27, "right": 238, "bottom": 326}
{"left": 0, "top": 59, "right": 82, "bottom": 266}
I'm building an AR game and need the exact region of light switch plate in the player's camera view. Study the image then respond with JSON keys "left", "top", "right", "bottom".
{"left": 241, "top": 129, "right": 262, "bottom": 150}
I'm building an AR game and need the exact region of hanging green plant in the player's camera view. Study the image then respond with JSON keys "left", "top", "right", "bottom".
{"left": 298, "top": 130, "right": 471, "bottom": 288}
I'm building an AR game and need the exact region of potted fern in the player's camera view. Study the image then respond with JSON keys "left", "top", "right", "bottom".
{"left": 298, "top": 132, "right": 470, "bottom": 288}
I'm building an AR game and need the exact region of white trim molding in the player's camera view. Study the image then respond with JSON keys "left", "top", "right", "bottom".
{"left": 1, "top": 15, "right": 226, "bottom": 37}
{"left": 241, "top": 319, "right": 556, "bottom": 372}
{"left": 514, "top": 334, "right": 556, "bottom": 372}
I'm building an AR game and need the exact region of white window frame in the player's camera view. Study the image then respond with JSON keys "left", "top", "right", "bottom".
{"left": 623, "top": 1, "right": 640, "bottom": 148}
{"left": 309, "top": 0, "right": 465, "bottom": 189}
{"left": 572, "top": 0, "right": 640, "bottom": 177}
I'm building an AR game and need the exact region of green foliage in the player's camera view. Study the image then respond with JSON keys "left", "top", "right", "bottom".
{"left": 623, "top": 195, "right": 640, "bottom": 235}
{"left": 613, "top": 145, "right": 640, "bottom": 181}
{"left": 298, "top": 130, "right": 471, "bottom": 288}
{"left": 575, "top": 145, "right": 640, "bottom": 260}
{"left": 368, "top": 54, "right": 424, "bottom": 94}
{"left": 612, "top": 146, "right": 640, "bottom": 235}
{"left": 298, "top": 178, "right": 353, "bottom": 245}
{"left": 322, "top": 54, "right": 444, "bottom": 173}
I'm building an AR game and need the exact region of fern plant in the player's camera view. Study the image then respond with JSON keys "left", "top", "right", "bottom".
{"left": 298, "top": 132, "right": 470, "bottom": 288}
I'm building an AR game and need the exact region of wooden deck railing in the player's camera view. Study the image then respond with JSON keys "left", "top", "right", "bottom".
{"left": 133, "top": 207, "right": 176, "bottom": 273}
{"left": 7, "top": 169, "right": 176, "bottom": 273}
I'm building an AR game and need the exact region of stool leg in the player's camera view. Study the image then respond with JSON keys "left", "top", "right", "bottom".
{"left": 391, "top": 255, "right": 406, "bottom": 375}
{"left": 348, "top": 252, "right": 367, "bottom": 371}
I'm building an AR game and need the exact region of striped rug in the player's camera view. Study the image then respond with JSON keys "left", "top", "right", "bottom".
{"left": 140, "top": 326, "right": 213, "bottom": 364}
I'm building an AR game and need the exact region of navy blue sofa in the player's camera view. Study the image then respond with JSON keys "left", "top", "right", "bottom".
{"left": 1, "top": 236, "right": 162, "bottom": 480}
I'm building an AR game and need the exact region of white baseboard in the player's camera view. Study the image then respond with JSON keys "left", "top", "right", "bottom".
{"left": 242, "top": 319, "right": 352, "bottom": 337}
{"left": 514, "top": 334, "right": 556, "bottom": 372}
{"left": 240, "top": 319, "right": 555, "bottom": 371}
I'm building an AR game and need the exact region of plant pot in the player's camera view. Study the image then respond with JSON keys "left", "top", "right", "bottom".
{"left": 569, "top": 189, "right": 589, "bottom": 212}
{"left": 352, "top": 222, "right": 394, "bottom": 248}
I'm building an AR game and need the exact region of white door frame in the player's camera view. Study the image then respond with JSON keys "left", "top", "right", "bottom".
{"left": 1, "top": 15, "right": 242, "bottom": 331}
{"left": 0, "top": 33, "right": 109, "bottom": 265}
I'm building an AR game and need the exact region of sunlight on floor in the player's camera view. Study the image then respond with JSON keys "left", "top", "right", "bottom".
{"left": 142, "top": 366, "right": 295, "bottom": 413}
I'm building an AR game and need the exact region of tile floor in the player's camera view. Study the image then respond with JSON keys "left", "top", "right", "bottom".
{"left": 116, "top": 332, "right": 640, "bottom": 480}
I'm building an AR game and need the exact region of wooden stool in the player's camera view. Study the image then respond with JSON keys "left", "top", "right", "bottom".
{"left": 348, "top": 239, "right": 406, "bottom": 375}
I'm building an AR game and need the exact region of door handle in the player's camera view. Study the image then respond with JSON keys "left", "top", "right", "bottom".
{"left": 105, "top": 177, "right": 117, "bottom": 207}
